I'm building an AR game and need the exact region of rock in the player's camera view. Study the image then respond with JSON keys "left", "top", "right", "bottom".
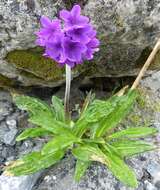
{"left": 146, "top": 161, "right": 160, "bottom": 185}
{"left": 0, "top": 0, "right": 66, "bottom": 88}
{"left": 144, "top": 181, "right": 157, "bottom": 190}
{"left": 1, "top": 0, "right": 160, "bottom": 88}
{"left": 0, "top": 102, "right": 13, "bottom": 121}
{"left": 83, "top": 0, "right": 160, "bottom": 77}
{"left": 34, "top": 155, "right": 121, "bottom": 190}
{"left": 0, "top": 119, "right": 18, "bottom": 146}
{"left": 0, "top": 173, "right": 41, "bottom": 190}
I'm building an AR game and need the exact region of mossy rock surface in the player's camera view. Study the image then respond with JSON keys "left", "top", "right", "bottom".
{"left": 6, "top": 48, "right": 65, "bottom": 82}
{"left": 4, "top": 47, "right": 100, "bottom": 88}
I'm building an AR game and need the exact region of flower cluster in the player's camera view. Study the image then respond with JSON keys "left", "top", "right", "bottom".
{"left": 35, "top": 5, "right": 99, "bottom": 67}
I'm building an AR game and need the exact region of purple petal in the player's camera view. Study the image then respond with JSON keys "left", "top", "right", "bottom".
{"left": 71, "top": 5, "right": 81, "bottom": 17}
{"left": 64, "top": 37, "right": 86, "bottom": 62}
{"left": 66, "top": 26, "right": 91, "bottom": 43}
{"left": 35, "top": 38, "right": 46, "bottom": 46}
{"left": 88, "top": 38, "right": 100, "bottom": 48}
{"left": 51, "top": 19, "right": 61, "bottom": 29}
{"left": 40, "top": 16, "right": 52, "bottom": 28}
{"left": 77, "top": 15, "right": 89, "bottom": 25}
{"left": 59, "top": 10, "right": 70, "bottom": 21}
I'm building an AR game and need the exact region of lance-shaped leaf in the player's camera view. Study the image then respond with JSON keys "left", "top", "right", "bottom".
{"left": 42, "top": 133, "right": 81, "bottom": 155}
{"left": 51, "top": 96, "right": 65, "bottom": 122}
{"left": 13, "top": 95, "right": 69, "bottom": 134}
{"left": 5, "top": 150, "right": 64, "bottom": 176}
{"left": 108, "top": 127, "right": 158, "bottom": 140}
{"left": 74, "top": 99, "right": 114, "bottom": 137}
{"left": 110, "top": 140, "right": 156, "bottom": 158}
{"left": 74, "top": 160, "right": 90, "bottom": 181}
{"left": 16, "top": 128, "right": 51, "bottom": 141}
{"left": 102, "top": 145, "right": 138, "bottom": 188}
{"left": 94, "top": 90, "right": 137, "bottom": 137}
{"left": 28, "top": 114, "right": 70, "bottom": 134}
{"left": 72, "top": 144, "right": 108, "bottom": 164}
{"left": 13, "top": 95, "right": 55, "bottom": 117}
{"left": 80, "top": 91, "right": 94, "bottom": 118}
{"left": 82, "top": 138, "right": 106, "bottom": 144}
{"left": 74, "top": 90, "right": 137, "bottom": 138}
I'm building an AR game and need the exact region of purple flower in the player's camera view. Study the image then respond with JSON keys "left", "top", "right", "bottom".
{"left": 60, "top": 5, "right": 89, "bottom": 27}
{"left": 66, "top": 25, "right": 91, "bottom": 43}
{"left": 63, "top": 37, "right": 86, "bottom": 63}
{"left": 35, "top": 16, "right": 61, "bottom": 46}
{"left": 84, "top": 38, "right": 100, "bottom": 60}
{"left": 45, "top": 34, "right": 65, "bottom": 63}
{"left": 35, "top": 5, "right": 100, "bottom": 67}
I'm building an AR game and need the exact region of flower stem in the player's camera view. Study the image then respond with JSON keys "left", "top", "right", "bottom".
{"left": 64, "top": 64, "right": 71, "bottom": 123}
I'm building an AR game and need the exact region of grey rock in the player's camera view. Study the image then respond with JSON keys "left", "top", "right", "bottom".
{"left": 0, "top": 0, "right": 66, "bottom": 87}
{"left": 144, "top": 181, "right": 157, "bottom": 190}
{"left": 0, "top": 0, "right": 65, "bottom": 59}
{"left": 155, "top": 181, "right": 160, "bottom": 189}
{"left": 83, "top": 0, "right": 160, "bottom": 77}
{"left": 1, "top": 0, "right": 160, "bottom": 87}
{"left": 34, "top": 155, "right": 120, "bottom": 190}
{"left": 146, "top": 161, "right": 160, "bottom": 185}
{"left": 0, "top": 120, "right": 18, "bottom": 146}
{"left": 0, "top": 172, "right": 41, "bottom": 190}
{"left": 3, "top": 127, "right": 18, "bottom": 146}
{"left": 6, "top": 119, "right": 17, "bottom": 128}
{"left": 0, "top": 102, "right": 13, "bottom": 120}
{"left": 0, "top": 91, "right": 12, "bottom": 102}
{"left": 141, "top": 71, "right": 160, "bottom": 93}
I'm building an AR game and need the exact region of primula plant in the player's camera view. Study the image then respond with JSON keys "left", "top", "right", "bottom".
{"left": 4, "top": 5, "right": 159, "bottom": 188}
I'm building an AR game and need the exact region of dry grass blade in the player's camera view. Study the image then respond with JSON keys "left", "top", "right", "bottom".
{"left": 131, "top": 38, "right": 160, "bottom": 90}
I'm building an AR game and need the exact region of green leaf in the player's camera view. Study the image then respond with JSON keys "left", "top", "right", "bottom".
{"left": 13, "top": 95, "right": 68, "bottom": 134}
{"left": 74, "top": 90, "right": 137, "bottom": 138}
{"left": 102, "top": 145, "right": 138, "bottom": 188}
{"left": 51, "top": 96, "right": 65, "bottom": 122}
{"left": 72, "top": 144, "right": 108, "bottom": 164}
{"left": 94, "top": 90, "right": 138, "bottom": 137}
{"left": 82, "top": 138, "right": 106, "bottom": 144}
{"left": 16, "top": 127, "right": 51, "bottom": 141}
{"left": 42, "top": 133, "right": 81, "bottom": 155}
{"left": 13, "top": 95, "right": 54, "bottom": 118}
{"left": 74, "top": 160, "right": 90, "bottom": 181}
{"left": 5, "top": 150, "right": 64, "bottom": 176}
{"left": 108, "top": 127, "right": 158, "bottom": 140}
{"left": 80, "top": 91, "right": 94, "bottom": 118}
{"left": 110, "top": 140, "right": 155, "bottom": 158}
{"left": 28, "top": 113, "right": 69, "bottom": 134}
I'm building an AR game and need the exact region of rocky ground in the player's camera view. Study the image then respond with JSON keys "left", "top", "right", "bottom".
{"left": 0, "top": 71, "right": 160, "bottom": 190}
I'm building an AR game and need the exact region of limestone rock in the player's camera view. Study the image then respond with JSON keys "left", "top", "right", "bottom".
{"left": 1, "top": 0, "right": 160, "bottom": 87}
{"left": 0, "top": 173, "right": 41, "bottom": 190}
{"left": 83, "top": 0, "right": 160, "bottom": 76}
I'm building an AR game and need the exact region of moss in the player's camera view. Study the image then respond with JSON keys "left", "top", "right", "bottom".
{"left": 6, "top": 48, "right": 98, "bottom": 83}
{"left": 0, "top": 74, "right": 15, "bottom": 88}
{"left": 136, "top": 90, "right": 147, "bottom": 109}
{"left": 130, "top": 114, "right": 141, "bottom": 124}
{"left": 6, "top": 48, "right": 65, "bottom": 81}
